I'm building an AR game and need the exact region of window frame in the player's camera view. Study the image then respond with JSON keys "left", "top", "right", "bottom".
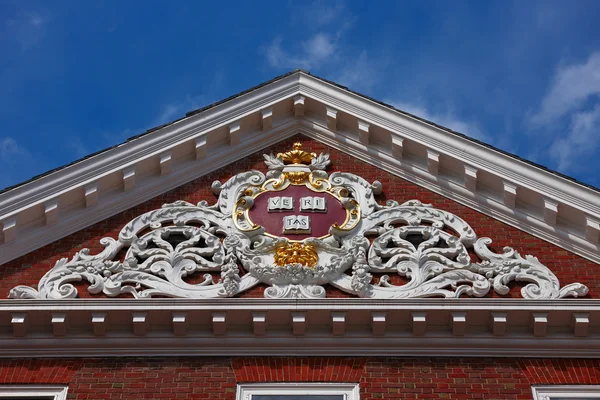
{"left": 236, "top": 383, "right": 360, "bottom": 400}
{"left": 0, "top": 385, "right": 68, "bottom": 400}
{"left": 532, "top": 385, "right": 600, "bottom": 399}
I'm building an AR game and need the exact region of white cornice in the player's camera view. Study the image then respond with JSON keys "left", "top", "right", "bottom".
{"left": 1, "top": 71, "right": 599, "bottom": 266}
{"left": 297, "top": 73, "right": 600, "bottom": 214}
{"left": 296, "top": 123, "right": 600, "bottom": 264}
{"left": 0, "top": 298, "right": 599, "bottom": 358}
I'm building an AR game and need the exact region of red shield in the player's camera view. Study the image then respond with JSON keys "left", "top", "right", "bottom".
{"left": 248, "top": 185, "right": 347, "bottom": 240}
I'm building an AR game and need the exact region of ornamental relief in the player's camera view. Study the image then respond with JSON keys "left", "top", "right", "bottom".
{"left": 9, "top": 143, "right": 589, "bottom": 300}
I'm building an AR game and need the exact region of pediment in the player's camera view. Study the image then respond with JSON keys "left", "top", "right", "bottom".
{"left": 0, "top": 70, "right": 599, "bottom": 268}
{"left": 7, "top": 139, "right": 588, "bottom": 301}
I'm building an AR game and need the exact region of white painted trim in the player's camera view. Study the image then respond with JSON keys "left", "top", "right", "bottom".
{"left": 0, "top": 385, "right": 68, "bottom": 399}
{"left": 297, "top": 73, "right": 600, "bottom": 214}
{"left": 532, "top": 385, "right": 600, "bottom": 399}
{"left": 236, "top": 383, "right": 360, "bottom": 400}
{"left": 296, "top": 122, "right": 600, "bottom": 264}
{"left": 0, "top": 298, "right": 600, "bottom": 358}
{"left": 1, "top": 71, "right": 600, "bottom": 267}
{"left": 0, "top": 121, "right": 299, "bottom": 264}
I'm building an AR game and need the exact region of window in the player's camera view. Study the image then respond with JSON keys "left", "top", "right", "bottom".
{"left": 532, "top": 386, "right": 600, "bottom": 400}
{"left": 0, "top": 386, "right": 68, "bottom": 400}
{"left": 236, "top": 383, "right": 359, "bottom": 400}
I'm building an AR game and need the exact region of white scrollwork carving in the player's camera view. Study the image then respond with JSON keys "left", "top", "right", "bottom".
{"left": 9, "top": 145, "right": 589, "bottom": 300}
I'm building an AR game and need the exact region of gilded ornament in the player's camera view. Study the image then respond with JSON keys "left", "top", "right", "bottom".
{"left": 9, "top": 146, "right": 589, "bottom": 300}
{"left": 274, "top": 242, "right": 319, "bottom": 267}
{"left": 277, "top": 142, "right": 316, "bottom": 165}
{"left": 285, "top": 171, "right": 310, "bottom": 184}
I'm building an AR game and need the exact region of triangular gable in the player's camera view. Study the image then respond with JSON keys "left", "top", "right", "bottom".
{"left": 5, "top": 136, "right": 590, "bottom": 301}
{"left": 1, "top": 70, "right": 599, "bottom": 268}
{"left": 1, "top": 137, "right": 598, "bottom": 358}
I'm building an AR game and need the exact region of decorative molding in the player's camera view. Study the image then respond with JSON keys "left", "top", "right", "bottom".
{"left": 123, "top": 166, "right": 136, "bottom": 192}
{"left": 159, "top": 151, "right": 172, "bottom": 176}
{"left": 426, "top": 149, "right": 440, "bottom": 175}
{"left": 543, "top": 197, "right": 559, "bottom": 226}
{"left": 252, "top": 312, "right": 266, "bottom": 336}
{"left": 372, "top": 311, "right": 386, "bottom": 336}
{"left": 412, "top": 312, "right": 427, "bottom": 336}
{"left": 503, "top": 181, "right": 517, "bottom": 208}
{"left": 213, "top": 312, "right": 227, "bottom": 335}
{"left": 9, "top": 145, "right": 588, "bottom": 301}
{"left": 292, "top": 312, "right": 306, "bottom": 336}
{"left": 261, "top": 107, "right": 273, "bottom": 131}
{"left": 92, "top": 312, "right": 107, "bottom": 336}
{"left": 1, "top": 216, "right": 17, "bottom": 243}
{"left": 532, "top": 312, "right": 548, "bottom": 337}
{"left": 172, "top": 312, "right": 188, "bottom": 336}
{"left": 572, "top": 312, "right": 589, "bottom": 337}
{"left": 391, "top": 136, "right": 404, "bottom": 159}
{"left": 1, "top": 298, "right": 600, "bottom": 358}
{"left": 229, "top": 121, "right": 241, "bottom": 145}
{"left": 44, "top": 199, "right": 59, "bottom": 225}
{"left": 491, "top": 312, "right": 507, "bottom": 337}
{"left": 51, "top": 313, "right": 67, "bottom": 337}
{"left": 586, "top": 216, "right": 600, "bottom": 243}
{"left": 331, "top": 311, "right": 346, "bottom": 336}
{"left": 11, "top": 313, "right": 27, "bottom": 337}
{"left": 293, "top": 95, "right": 305, "bottom": 117}
{"left": 132, "top": 312, "right": 147, "bottom": 336}
{"left": 300, "top": 122, "right": 600, "bottom": 265}
{"left": 195, "top": 136, "right": 207, "bottom": 160}
{"left": 358, "top": 120, "right": 370, "bottom": 145}
{"left": 84, "top": 182, "right": 98, "bottom": 208}
{"left": 1, "top": 70, "right": 600, "bottom": 270}
{"left": 452, "top": 312, "right": 467, "bottom": 336}
{"left": 326, "top": 106, "right": 338, "bottom": 131}
{"left": 464, "top": 165, "right": 478, "bottom": 192}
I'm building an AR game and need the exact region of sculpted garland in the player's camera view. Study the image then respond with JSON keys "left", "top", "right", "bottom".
{"left": 9, "top": 143, "right": 588, "bottom": 300}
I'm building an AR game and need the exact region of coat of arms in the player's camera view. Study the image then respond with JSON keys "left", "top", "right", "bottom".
{"left": 10, "top": 143, "right": 588, "bottom": 299}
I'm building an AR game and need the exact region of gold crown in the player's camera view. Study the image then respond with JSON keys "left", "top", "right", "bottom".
{"left": 277, "top": 143, "right": 316, "bottom": 165}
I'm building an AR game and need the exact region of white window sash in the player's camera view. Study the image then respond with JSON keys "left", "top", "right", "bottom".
{"left": 237, "top": 383, "right": 359, "bottom": 400}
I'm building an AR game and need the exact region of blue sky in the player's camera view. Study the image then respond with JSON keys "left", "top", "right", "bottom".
{"left": 1, "top": 0, "right": 600, "bottom": 190}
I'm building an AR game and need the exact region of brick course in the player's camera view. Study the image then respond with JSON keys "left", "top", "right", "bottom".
{"left": 1, "top": 135, "right": 600, "bottom": 398}
{"left": 0, "top": 357, "right": 598, "bottom": 399}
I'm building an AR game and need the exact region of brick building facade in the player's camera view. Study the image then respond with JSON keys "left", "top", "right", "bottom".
{"left": 0, "top": 71, "right": 598, "bottom": 399}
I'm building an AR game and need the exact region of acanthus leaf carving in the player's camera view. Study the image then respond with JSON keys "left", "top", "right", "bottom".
{"left": 9, "top": 144, "right": 589, "bottom": 300}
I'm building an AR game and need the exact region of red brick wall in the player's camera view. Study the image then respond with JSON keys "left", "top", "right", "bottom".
{"left": 1, "top": 134, "right": 599, "bottom": 298}
{"left": 0, "top": 357, "right": 598, "bottom": 399}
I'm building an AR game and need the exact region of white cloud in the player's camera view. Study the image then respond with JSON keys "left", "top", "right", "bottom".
{"left": 547, "top": 104, "right": 600, "bottom": 172}
{"left": 529, "top": 51, "right": 600, "bottom": 174}
{"left": 336, "top": 51, "right": 377, "bottom": 92}
{"left": 299, "top": 1, "right": 345, "bottom": 26}
{"left": 0, "top": 137, "right": 35, "bottom": 189}
{"left": 6, "top": 10, "right": 50, "bottom": 51}
{"left": 28, "top": 12, "right": 47, "bottom": 27}
{"left": 531, "top": 52, "right": 600, "bottom": 125}
{"left": 0, "top": 137, "right": 28, "bottom": 164}
{"left": 64, "top": 136, "right": 89, "bottom": 159}
{"left": 303, "top": 33, "right": 336, "bottom": 61}
{"left": 265, "top": 33, "right": 336, "bottom": 70}
{"left": 293, "top": 1, "right": 348, "bottom": 28}
{"left": 152, "top": 95, "right": 206, "bottom": 126}
{"left": 156, "top": 104, "right": 180, "bottom": 125}
{"left": 388, "top": 101, "right": 489, "bottom": 142}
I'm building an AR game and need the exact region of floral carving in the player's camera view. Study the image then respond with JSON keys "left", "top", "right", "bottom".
{"left": 9, "top": 146, "right": 589, "bottom": 300}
